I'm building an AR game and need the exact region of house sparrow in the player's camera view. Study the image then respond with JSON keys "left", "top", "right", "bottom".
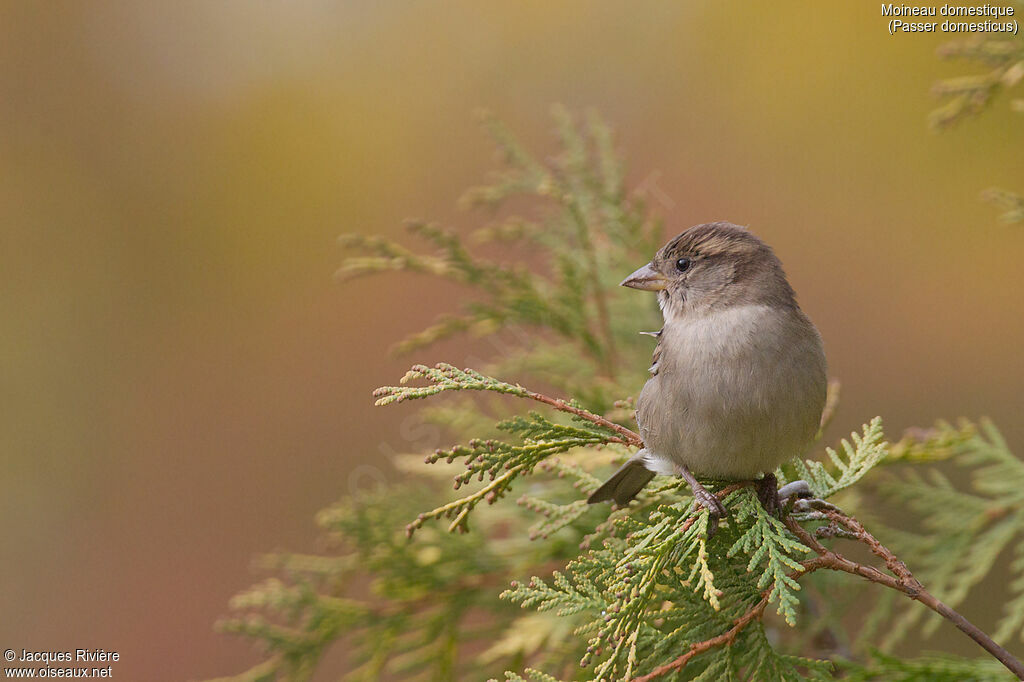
{"left": 588, "top": 222, "right": 827, "bottom": 520}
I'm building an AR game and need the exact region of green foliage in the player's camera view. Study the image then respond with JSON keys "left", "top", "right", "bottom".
{"left": 212, "top": 486, "right": 522, "bottom": 681}
{"left": 212, "top": 110, "right": 1024, "bottom": 681}
{"left": 500, "top": 494, "right": 823, "bottom": 681}
{"left": 338, "top": 106, "right": 663, "bottom": 404}
{"left": 931, "top": 31, "right": 1024, "bottom": 222}
{"left": 726, "top": 489, "right": 810, "bottom": 625}
{"left": 517, "top": 459, "right": 602, "bottom": 541}
{"left": 930, "top": 35, "right": 1024, "bottom": 130}
{"left": 407, "top": 401, "right": 627, "bottom": 537}
{"left": 868, "top": 420, "right": 1024, "bottom": 651}
{"left": 502, "top": 669, "right": 566, "bottom": 682}
{"left": 839, "top": 650, "right": 1014, "bottom": 681}
{"left": 373, "top": 363, "right": 537, "bottom": 406}
{"left": 783, "top": 418, "right": 887, "bottom": 499}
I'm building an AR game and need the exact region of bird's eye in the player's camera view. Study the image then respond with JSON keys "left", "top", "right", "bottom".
{"left": 675, "top": 258, "right": 691, "bottom": 272}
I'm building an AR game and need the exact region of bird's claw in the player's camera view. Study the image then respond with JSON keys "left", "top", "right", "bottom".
{"left": 792, "top": 496, "right": 840, "bottom": 513}
{"left": 755, "top": 473, "right": 783, "bottom": 517}
{"left": 675, "top": 464, "right": 727, "bottom": 537}
{"left": 778, "top": 480, "right": 813, "bottom": 506}
{"left": 815, "top": 522, "right": 858, "bottom": 540}
{"left": 692, "top": 488, "right": 726, "bottom": 537}
{"left": 756, "top": 477, "right": 817, "bottom": 518}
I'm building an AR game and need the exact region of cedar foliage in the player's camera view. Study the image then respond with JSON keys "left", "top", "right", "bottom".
{"left": 931, "top": 31, "right": 1024, "bottom": 222}
{"left": 209, "top": 107, "right": 1023, "bottom": 681}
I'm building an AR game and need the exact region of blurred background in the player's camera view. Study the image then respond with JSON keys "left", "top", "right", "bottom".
{"left": 1, "top": 2, "right": 1020, "bottom": 679}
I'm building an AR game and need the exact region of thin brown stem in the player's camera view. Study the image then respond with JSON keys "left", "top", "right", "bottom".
{"left": 521, "top": 388, "right": 643, "bottom": 447}
{"left": 633, "top": 596, "right": 769, "bottom": 682}
{"left": 785, "top": 512, "right": 1024, "bottom": 680}
{"left": 636, "top": 505, "right": 1024, "bottom": 681}
{"left": 635, "top": 559, "right": 826, "bottom": 681}
{"left": 472, "top": 372, "right": 1020, "bottom": 676}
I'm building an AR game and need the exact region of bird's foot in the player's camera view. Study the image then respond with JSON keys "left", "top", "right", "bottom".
{"left": 755, "top": 473, "right": 782, "bottom": 517}
{"left": 693, "top": 484, "right": 727, "bottom": 516}
{"left": 777, "top": 480, "right": 813, "bottom": 506}
{"left": 788, "top": 495, "right": 851, "bottom": 538}
{"left": 755, "top": 475, "right": 814, "bottom": 517}
{"left": 676, "top": 464, "right": 727, "bottom": 536}
{"left": 791, "top": 495, "right": 840, "bottom": 515}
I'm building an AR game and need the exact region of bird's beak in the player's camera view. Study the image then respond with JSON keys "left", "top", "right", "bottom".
{"left": 620, "top": 263, "right": 668, "bottom": 291}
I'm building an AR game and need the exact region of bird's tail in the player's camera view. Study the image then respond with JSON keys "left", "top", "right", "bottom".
{"left": 587, "top": 451, "right": 656, "bottom": 505}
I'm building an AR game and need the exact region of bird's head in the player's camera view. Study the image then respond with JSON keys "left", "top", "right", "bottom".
{"left": 621, "top": 222, "right": 796, "bottom": 320}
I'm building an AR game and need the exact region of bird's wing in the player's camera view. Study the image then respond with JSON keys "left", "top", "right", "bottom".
{"left": 640, "top": 329, "right": 663, "bottom": 376}
{"left": 634, "top": 329, "right": 663, "bottom": 440}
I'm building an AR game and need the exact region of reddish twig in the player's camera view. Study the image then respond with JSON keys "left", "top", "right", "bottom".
{"left": 785, "top": 511, "right": 1024, "bottom": 680}
{"left": 635, "top": 503, "right": 1024, "bottom": 681}
{"left": 633, "top": 596, "right": 769, "bottom": 682}
{"left": 635, "top": 558, "right": 826, "bottom": 681}
{"left": 521, "top": 388, "right": 644, "bottom": 447}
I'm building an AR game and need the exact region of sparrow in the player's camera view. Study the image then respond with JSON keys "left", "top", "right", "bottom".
{"left": 587, "top": 222, "right": 827, "bottom": 520}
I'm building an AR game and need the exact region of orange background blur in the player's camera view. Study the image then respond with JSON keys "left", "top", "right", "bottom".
{"left": 1, "top": 3, "right": 1021, "bottom": 679}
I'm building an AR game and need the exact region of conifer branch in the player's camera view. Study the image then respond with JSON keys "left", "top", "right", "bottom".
{"left": 215, "top": 109, "right": 1024, "bottom": 681}
{"left": 377, "top": 364, "right": 644, "bottom": 537}
{"left": 785, "top": 417, "right": 887, "bottom": 499}
{"left": 839, "top": 650, "right": 1013, "bottom": 681}
{"left": 634, "top": 553, "right": 831, "bottom": 681}
{"left": 609, "top": 482, "right": 1024, "bottom": 681}
{"left": 784, "top": 508, "right": 1024, "bottom": 680}
{"left": 375, "top": 363, "right": 643, "bottom": 447}
{"left": 931, "top": 33, "right": 1024, "bottom": 224}
{"left": 982, "top": 187, "right": 1024, "bottom": 224}
{"left": 636, "top": 500, "right": 1024, "bottom": 681}
{"left": 871, "top": 419, "right": 1024, "bottom": 651}
{"left": 631, "top": 594, "right": 771, "bottom": 682}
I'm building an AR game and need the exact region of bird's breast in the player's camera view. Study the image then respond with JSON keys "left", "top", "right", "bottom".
{"left": 636, "top": 305, "right": 827, "bottom": 478}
